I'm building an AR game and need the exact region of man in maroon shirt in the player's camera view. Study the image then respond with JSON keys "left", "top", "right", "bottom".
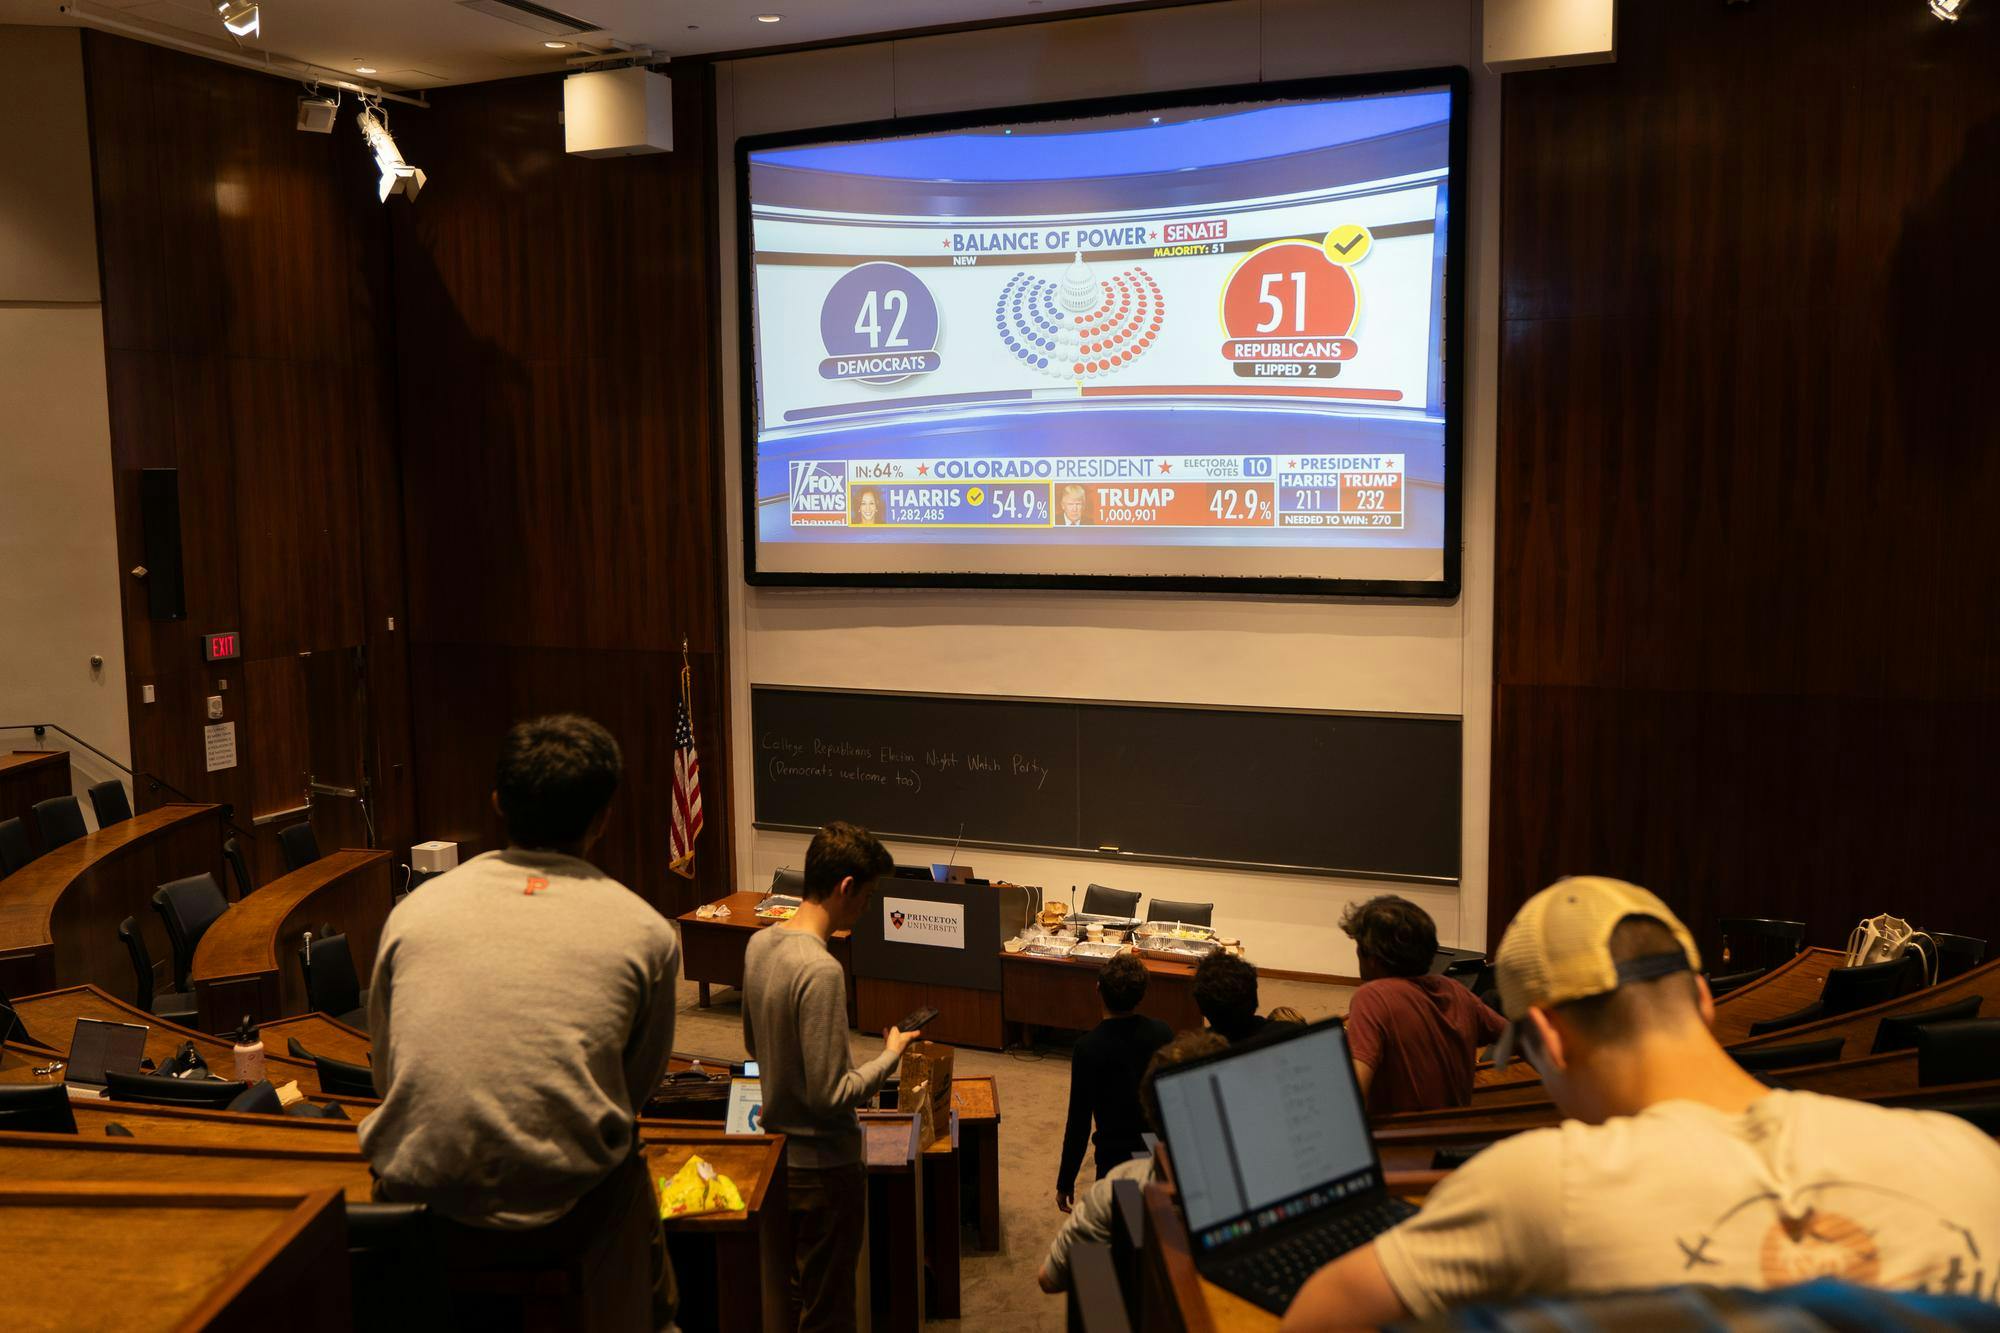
{"left": 1340, "top": 895, "right": 1504, "bottom": 1115}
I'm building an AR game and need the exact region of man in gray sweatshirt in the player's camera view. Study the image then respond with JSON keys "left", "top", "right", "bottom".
{"left": 743, "top": 821, "right": 923, "bottom": 1332}
{"left": 361, "top": 714, "right": 681, "bottom": 1329}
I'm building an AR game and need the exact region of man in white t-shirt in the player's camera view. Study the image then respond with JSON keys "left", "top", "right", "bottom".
{"left": 1282, "top": 877, "right": 2000, "bottom": 1330}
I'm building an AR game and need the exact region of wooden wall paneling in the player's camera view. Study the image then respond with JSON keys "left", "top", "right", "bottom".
{"left": 1491, "top": 0, "right": 2000, "bottom": 950}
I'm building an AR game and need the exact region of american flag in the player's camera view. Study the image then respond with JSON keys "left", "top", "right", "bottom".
{"left": 669, "top": 663, "right": 704, "bottom": 878}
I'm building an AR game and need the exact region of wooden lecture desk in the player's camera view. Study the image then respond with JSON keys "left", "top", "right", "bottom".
{"left": 189, "top": 847, "right": 392, "bottom": 1031}
{"left": 680, "top": 891, "right": 855, "bottom": 1018}
{"left": 861, "top": 1109, "right": 926, "bottom": 1333}
{"left": 1000, "top": 948, "right": 1207, "bottom": 1037}
{"left": 639, "top": 1124, "right": 790, "bottom": 1333}
{"left": 0, "top": 1182, "right": 350, "bottom": 1333}
{"left": 0, "top": 750, "right": 71, "bottom": 852}
{"left": 952, "top": 1074, "right": 1003, "bottom": 1251}
{"left": 1728, "top": 954, "right": 2000, "bottom": 1059}
{"left": 0, "top": 803, "right": 222, "bottom": 1001}
{"left": 7, "top": 983, "right": 326, "bottom": 1096}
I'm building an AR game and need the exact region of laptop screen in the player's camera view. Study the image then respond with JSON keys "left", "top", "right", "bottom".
{"left": 66, "top": 1018, "right": 149, "bottom": 1087}
{"left": 1153, "top": 1022, "right": 1380, "bottom": 1247}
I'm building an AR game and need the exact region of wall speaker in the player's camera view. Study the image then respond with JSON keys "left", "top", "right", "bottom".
{"left": 139, "top": 468, "right": 186, "bottom": 622}
{"left": 563, "top": 68, "right": 672, "bottom": 158}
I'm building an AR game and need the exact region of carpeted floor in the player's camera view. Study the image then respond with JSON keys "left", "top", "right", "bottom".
{"left": 670, "top": 973, "right": 1355, "bottom": 1331}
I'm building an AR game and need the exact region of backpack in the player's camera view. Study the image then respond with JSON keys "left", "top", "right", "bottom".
{"left": 1844, "top": 914, "right": 1938, "bottom": 986}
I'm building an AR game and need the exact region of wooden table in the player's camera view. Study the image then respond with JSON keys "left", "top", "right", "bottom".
{"left": 1729, "top": 954, "right": 2000, "bottom": 1059}
{"left": 0, "top": 1182, "right": 350, "bottom": 1333}
{"left": 0, "top": 1125, "right": 377, "bottom": 1200}
{"left": 190, "top": 848, "right": 392, "bottom": 1031}
{"left": 951, "top": 1074, "right": 1003, "bottom": 1251}
{"left": 861, "top": 1110, "right": 925, "bottom": 1333}
{"left": 1000, "top": 949, "right": 1206, "bottom": 1038}
{"left": 0, "top": 750, "right": 71, "bottom": 853}
{"left": 639, "top": 1124, "right": 790, "bottom": 1333}
{"left": 8, "top": 983, "right": 325, "bottom": 1096}
{"left": 0, "top": 804, "right": 222, "bottom": 1001}
{"left": 680, "top": 891, "right": 856, "bottom": 1022}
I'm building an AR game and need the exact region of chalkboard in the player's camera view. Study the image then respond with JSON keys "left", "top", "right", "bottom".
{"left": 751, "top": 687, "right": 1459, "bottom": 882}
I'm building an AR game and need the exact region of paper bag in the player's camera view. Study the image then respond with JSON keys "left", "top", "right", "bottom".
{"left": 897, "top": 1041, "right": 954, "bottom": 1147}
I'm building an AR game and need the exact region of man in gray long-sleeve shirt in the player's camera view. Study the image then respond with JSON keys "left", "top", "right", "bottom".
{"left": 744, "top": 821, "right": 922, "bottom": 1332}
{"left": 361, "top": 714, "right": 681, "bottom": 1329}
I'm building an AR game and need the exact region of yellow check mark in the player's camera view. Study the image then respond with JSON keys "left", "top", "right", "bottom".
{"left": 1324, "top": 224, "right": 1373, "bottom": 266}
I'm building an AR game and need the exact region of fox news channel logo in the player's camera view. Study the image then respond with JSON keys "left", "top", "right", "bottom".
{"left": 789, "top": 460, "right": 849, "bottom": 526}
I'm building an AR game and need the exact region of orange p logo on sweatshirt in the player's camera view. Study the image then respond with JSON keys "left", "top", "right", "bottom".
{"left": 524, "top": 875, "right": 549, "bottom": 896}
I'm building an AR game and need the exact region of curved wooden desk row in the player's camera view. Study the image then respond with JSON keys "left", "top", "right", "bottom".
{"left": 0, "top": 804, "right": 223, "bottom": 1003}
{"left": 190, "top": 847, "right": 392, "bottom": 1031}
{"left": 1729, "top": 953, "right": 2000, "bottom": 1058}
{"left": 0, "top": 750, "right": 72, "bottom": 852}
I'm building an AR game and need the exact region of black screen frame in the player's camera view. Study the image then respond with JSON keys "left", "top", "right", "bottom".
{"left": 735, "top": 65, "right": 1470, "bottom": 600}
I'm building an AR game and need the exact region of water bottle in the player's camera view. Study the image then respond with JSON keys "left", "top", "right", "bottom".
{"left": 232, "top": 1015, "right": 265, "bottom": 1084}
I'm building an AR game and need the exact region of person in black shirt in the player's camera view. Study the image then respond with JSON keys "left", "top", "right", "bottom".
{"left": 1194, "top": 952, "right": 1269, "bottom": 1045}
{"left": 1056, "top": 955, "right": 1172, "bottom": 1211}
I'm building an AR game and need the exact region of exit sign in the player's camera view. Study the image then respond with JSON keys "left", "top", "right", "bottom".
{"left": 204, "top": 631, "right": 241, "bottom": 662}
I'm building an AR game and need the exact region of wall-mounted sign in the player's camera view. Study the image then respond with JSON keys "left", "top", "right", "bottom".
{"left": 882, "top": 896, "right": 966, "bottom": 951}
{"left": 204, "top": 631, "right": 241, "bottom": 663}
{"left": 204, "top": 721, "right": 238, "bottom": 772}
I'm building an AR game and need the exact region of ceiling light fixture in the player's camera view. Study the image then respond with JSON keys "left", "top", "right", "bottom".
{"left": 1929, "top": 0, "right": 1965, "bottom": 18}
{"left": 216, "top": 2, "right": 260, "bottom": 39}
{"left": 756, "top": 13, "right": 782, "bottom": 22}
{"left": 544, "top": 40, "right": 568, "bottom": 48}
{"left": 355, "top": 65, "right": 377, "bottom": 74}
{"left": 358, "top": 101, "right": 426, "bottom": 203}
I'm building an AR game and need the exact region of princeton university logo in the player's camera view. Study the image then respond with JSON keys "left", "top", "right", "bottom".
{"left": 890, "top": 911, "right": 907, "bottom": 929}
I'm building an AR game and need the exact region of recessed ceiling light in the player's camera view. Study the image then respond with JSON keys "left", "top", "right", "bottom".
{"left": 355, "top": 66, "right": 377, "bottom": 74}
{"left": 1150, "top": 116, "right": 1160, "bottom": 124}
{"left": 757, "top": 13, "right": 782, "bottom": 21}
{"left": 543, "top": 40, "right": 568, "bottom": 48}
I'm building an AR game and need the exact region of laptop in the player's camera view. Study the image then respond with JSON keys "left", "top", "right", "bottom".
{"left": 1152, "top": 1018, "right": 1416, "bottom": 1315}
{"left": 64, "top": 1017, "right": 150, "bottom": 1096}
{"left": 930, "top": 863, "right": 973, "bottom": 884}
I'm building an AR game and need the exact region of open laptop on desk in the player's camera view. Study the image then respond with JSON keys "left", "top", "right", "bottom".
{"left": 63, "top": 1017, "right": 149, "bottom": 1098}
{"left": 1152, "top": 1018, "right": 1415, "bottom": 1315}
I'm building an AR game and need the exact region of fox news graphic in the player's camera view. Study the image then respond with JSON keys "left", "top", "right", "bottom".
{"left": 739, "top": 70, "right": 1465, "bottom": 594}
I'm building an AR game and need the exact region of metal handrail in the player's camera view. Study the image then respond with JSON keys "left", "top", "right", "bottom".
{"left": 0, "top": 721, "right": 256, "bottom": 840}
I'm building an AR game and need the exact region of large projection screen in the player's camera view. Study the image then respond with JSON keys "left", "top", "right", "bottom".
{"left": 738, "top": 68, "right": 1467, "bottom": 597}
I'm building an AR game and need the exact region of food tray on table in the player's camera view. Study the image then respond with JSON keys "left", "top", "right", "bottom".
{"left": 757, "top": 894, "right": 802, "bottom": 919}
{"left": 1067, "top": 941, "right": 1127, "bottom": 962}
{"left": 1135, "top": 937, "right": 1220, "bottom": 964}
{"left": 1135, "top": 921, "right": 1216, "bottom": 941}
{"left": 1022, "top": 939, "right": 1077, "bottom": 960}
{"left": 1067, "top": 913, "right": 1140, "bottom": 930}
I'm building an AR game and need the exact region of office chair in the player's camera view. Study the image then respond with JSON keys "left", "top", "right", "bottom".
{"left": 347, "top": 1202, "right": 444, "bottom": 1328}
{"left": 226, "top": 1080, "right": 283, "bottom": 1115}
{"left": 1716, "top": 917, "right": 1807, "bottom": 973}
{"left": 1706, "top": 966, "right": 1768, "bottom": 998}
{"left": 298, "top": 933, "right": 369, "bottom": 1028}
{"left": 222, "top": 837, "right": 254, "bottom": 900}
{"left": 104, "top": 1070, "right": 249, "bottom": 1109}
{"left": 1915, "top": 1019, "right": 2000, "bottom": 1088}
{"left": 151, "top": 872, "right": 230, "bottom": 993}
{"left": 287, "top": 1036, "right": 317, "bottom": 1061}
{"left": 1746, "top": 955, "right": 1919, "bottom": 1037}
{"left": 1080, "top": 884, "right": 1142, "bottom": 919}
{"left": 0, "top": 997, "right": 38, "bottom": 1048}
{"left": 278, "top": 820, "right": 322, "bottom": 871}
{"left": 32, "top": 795, "right": 87, "bottom": 852}
{"left": 770, "top": 868, "right": 806, "bottom": 897}
{"left": 1733, "top": 1037, "right": 1845, "bottom": 1074}
{"left": 87, "top": 779, "right": 132, "bottom": 828}
{"left": 1872, "top": 996, "right": 1983, "bottom": 1054}
{"left": 313, "top": 1052, "right": 379, "bottom": 1098}
{"left": 117, "top": 916, "right": 199, "bottom": 1022}
{"left": 0, "top": 1082, "right": 79, "bottom": 1134}
{"left": 1145, "top": 898, "right": 1214, "bottom": 927}
{"left": 1933, "top": 933, "right": 1988, "bottom": 983}
{"left": 0, "top": 817, "right": 30, "bottom": 877}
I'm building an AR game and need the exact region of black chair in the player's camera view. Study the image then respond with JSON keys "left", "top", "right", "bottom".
{"left": 1081, "top": 884, "right": 1142, "bottom": 919}
{"left": 1871, "top": 995, "right": 1984, "bottom": 1054}
{"left": 0, "top": 997, "right": 37, "bottom": 1047}
{"left": 770, "top": 868, "right": 805, "bottom": 897}
{"left": 1145, "top": 898, "right": 1214, "bottom": 927}
{"left": 0, "top": 1082, "right": 79, "bottom": 1134}
{"left": 1706, "top": 966, "right": 1768, "bottom": 998}
{"left": 227, "top": 1080, "right": 283, "bottom": 1115}
{"left": 104, "top": 1070, "right": 249, "bottom": 1109}
{"left": 298, "top": 933, "right": 368, "bottom": 1028}
{"left": 286, "top": 1036, "right": 317, "bottom": 1061}
{"left": 347, "top": 1202, "right": 444, "bottom": 1328}
{"left": 0, "top": 817, "right": 32, "bottom": 876}
{"left": 117, "top": 915, "right": 199, "bottom": 1022}
{"left": 1916, "top": 1019, "right": 2000, "bottom": 1088}
{"left": 1933, "top": 932, "right": 1988, "bottom": 983}
{"left": 32, "top": 795, "right": 87, "bottom": 851}
{"left": 1734, "top": 1037, "right": 1845, "bottom": 1073}
{"left": 151, "top": 872, "right": 230, "bottom": 993}
{"left": 222, "top": 836, "right": 254, "bottom": 900}
{"left": 87, "top": 779, "right": 132, "bottom": 828}
{"left": 1066, "top": 1241, "right": 1133, "bottom": 1333}
{"left": 314, "top": 1052, "right": 379, "bottom": 1098}
{"left": 1746, "top": 956, "right": 1919, "bottom": 1037}
{"left": 279, "top": 820, "right": 322, "bottom": 871}
{"left": 1716, "top": 917, "right": 1807, "bottom": 973}
{"left": 1930, "top": 1099, "right": 2000, "bottom": 1134}
{"left": 1430, "top": 946, "right": 1485, "bottom": 975}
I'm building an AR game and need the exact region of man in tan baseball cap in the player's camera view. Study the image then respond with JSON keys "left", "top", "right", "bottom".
{"left": 1281, "top": 876, "right": 2000, "bottom": 1330}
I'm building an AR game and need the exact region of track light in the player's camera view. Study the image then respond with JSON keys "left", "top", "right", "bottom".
{"left": 357, "top": 103, "right": 425, "bottom": 203}
{"left": 1929, "top": 0, "right": 1965, "bottom": 18}
{"left": 216, "top": 2, "right": 259, "bottom": 39}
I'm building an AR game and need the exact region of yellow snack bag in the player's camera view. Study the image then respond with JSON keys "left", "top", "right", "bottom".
{"left": 656, "top": 1153, "right": 746, "bottom": 1218}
